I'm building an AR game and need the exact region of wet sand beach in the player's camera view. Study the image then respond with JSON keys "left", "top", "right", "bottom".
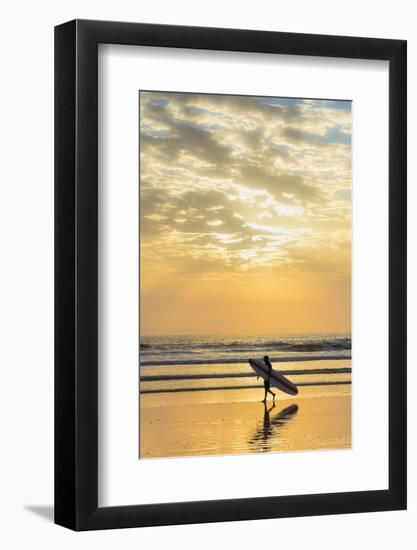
{"left": 139, "top": 361, "right": 351, "bottom": 458}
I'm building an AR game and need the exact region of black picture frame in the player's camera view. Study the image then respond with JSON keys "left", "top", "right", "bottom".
{"left": 55, "top": 19, "right": 407, "bottom": 531}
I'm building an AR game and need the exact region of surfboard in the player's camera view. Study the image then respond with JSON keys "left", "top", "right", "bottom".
{"left": 249, "top": 358, "right": 298, "bottom": 396}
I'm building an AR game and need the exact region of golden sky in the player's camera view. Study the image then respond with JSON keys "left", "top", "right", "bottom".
{"left": 140, "top": 92, "right": 351, "bottom": 336}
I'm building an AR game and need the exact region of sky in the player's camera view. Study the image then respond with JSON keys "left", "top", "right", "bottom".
{"left": 140, "top": 92, "right": 351, "bottom": 336}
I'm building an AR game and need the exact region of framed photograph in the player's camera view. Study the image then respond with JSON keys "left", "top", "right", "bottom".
{"left": 55, "top": 19, "right": 406, "bottom": 530}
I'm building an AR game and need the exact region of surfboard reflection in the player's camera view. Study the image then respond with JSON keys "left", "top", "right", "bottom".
{"left": 249, "top": 403, "right": 299, "bottom": 453}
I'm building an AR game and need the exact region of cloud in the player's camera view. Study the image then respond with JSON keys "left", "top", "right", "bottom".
{"left": 140, "top": 91, "right": 351, "bottom": 280}
{"left": 237, "top": 164, "right": 322, "bottom": 203}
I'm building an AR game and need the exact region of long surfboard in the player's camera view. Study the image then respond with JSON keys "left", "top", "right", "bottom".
{"left": 249, "top": 358, "right": 298, "bottom": 396}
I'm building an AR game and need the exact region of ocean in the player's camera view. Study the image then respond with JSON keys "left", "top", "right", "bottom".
{"left": 139, "top": 334, "right": 351, "bottom": 396}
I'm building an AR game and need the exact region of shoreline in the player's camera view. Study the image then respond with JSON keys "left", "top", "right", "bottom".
{"left": 140, "top": 354, "right": 351, "bottom": 366}
{"left": 140, "top": 380, "right": 351, "bottom": 394}
{"left": 140, "top": 358, "right": 352, "bottom": 396}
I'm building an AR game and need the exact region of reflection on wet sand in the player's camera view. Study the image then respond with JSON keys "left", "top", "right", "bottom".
{"left": 249, "top": 403, "right": 299, "bottom": 453}
{"left": 140, "top": 386, "right": 351, "bottom": 458}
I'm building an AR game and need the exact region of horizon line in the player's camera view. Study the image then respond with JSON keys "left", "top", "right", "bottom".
{"left": 140, "top": 331, "right": 352, "bottom": 338}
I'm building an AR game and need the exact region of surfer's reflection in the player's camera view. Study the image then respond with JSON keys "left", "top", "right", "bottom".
{"left": 249, "top": 403, "right": 299, "bottom": 453}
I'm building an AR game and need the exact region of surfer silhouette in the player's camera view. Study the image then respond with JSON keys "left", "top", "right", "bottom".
{"left": 261, "top": 355, "right": 276, "bottom": 403}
